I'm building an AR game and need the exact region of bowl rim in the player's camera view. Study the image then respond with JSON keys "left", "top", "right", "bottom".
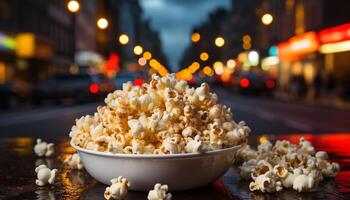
{"left": 70, "top": 140, "right": 240, "bottom": 159}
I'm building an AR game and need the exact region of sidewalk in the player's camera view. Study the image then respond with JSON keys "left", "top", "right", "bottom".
{"left": 274, "top": 92, "right": 350, "bottom": 111}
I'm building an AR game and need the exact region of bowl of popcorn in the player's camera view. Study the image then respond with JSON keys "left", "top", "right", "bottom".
{"left": 69, "top": 74, "right": 249, "bottom": 191}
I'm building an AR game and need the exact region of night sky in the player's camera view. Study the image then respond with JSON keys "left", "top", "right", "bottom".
{"left": 140, "top": 0, "right": 231, "bottom": 71}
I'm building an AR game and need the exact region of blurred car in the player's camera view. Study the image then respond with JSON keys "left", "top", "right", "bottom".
{"left": 32, "top": 73, "right": 115, "bottom": 104}
{"left": 0, "top": 82, "right": 32, "bottom": 109}
{"left": 113, "top": 71, "right": 148, "bottom": 89}
{"left": 236, "top": 71, "right": 276, "bottom": 95}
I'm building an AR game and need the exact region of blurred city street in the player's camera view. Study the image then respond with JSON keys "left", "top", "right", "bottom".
{"left": 1, "top": 87, "right": 349, "bottom": 140}
{"left": 0, "top": 0, "right": 350, "bottom": 199}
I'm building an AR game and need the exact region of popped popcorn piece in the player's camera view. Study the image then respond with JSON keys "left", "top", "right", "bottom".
{"left": 34, "top": 138, "right": 54, "bottom": 157}
{"left": 104, "top": 176, "right": 130, "bottom": 200}
{"left": 147, "top": 183, "right": 172, "bottom": 200}
{"left": 35, "top": 164, "right": 57, "bottom": 186}
{"left": 240, "top": 159, "right": 257, "bottom": 180}
{"left": 292, "top": 174, "right": 315, "bottom": 192}
{"left": 185, "top": 135, "right": 204, "bottom": 153}
{"left": 69, "top": 74, "right": 249, "bottom": 155}
{"left": 249, "top": 172, "right": 282, "bottom": 193}
{"left": 64, "top": 153, "right": 84, "bottom": 170}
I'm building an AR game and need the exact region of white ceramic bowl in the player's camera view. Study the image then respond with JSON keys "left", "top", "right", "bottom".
{"left": 71, "top": 141, "right": 239, "bottom": 191}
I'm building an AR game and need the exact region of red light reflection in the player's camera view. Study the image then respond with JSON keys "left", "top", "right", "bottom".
{"left": 89, "top": 83, "right": 99, "bottom": 94}
{"left": 276, "top": 133, "right": 350, "bottom": 194}
{"left": 134, "top": 79, "right": 143, "bottom": 86}
{"left": 240, "top": 78, "right": 250, "bottom": 88}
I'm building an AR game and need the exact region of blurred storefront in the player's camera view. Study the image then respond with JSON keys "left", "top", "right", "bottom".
{"left": 0, "top": 32, "right": 16, "bottom": 84}
{"left": 277, "top": 32, "right": 320, "bottom": 98}
{"left": 319, "top": 23, "right": 350, "bottom": 98}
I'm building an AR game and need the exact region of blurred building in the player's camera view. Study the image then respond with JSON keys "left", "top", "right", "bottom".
{"left": 180, "top": 0, "right": 350, "bottom": 99}
{"left": 112, "top": 0, "right": 168, "bottom": 74}
{"left": 0, "top": 0, "right": 98, "bottom": 86}
{"left": 270, "top": 0, "right": 350, "bottom": 99}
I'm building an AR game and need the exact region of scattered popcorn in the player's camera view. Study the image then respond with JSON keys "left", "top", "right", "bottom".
{"left": 34, "top": 138, "right": 54, "bottom": 157}
{"left": 104, "top": 176, "right": 130, "bottom": 200}
{"left": 236, "top": 137, "right": 339, "bottom": 193}
{"left": 35, "top": 164, "right": 57, "bottom": 186}
{"left": 64, "top": 153, "right": 84, "bottom": 170}
{"left": 147, "top": 183, "right": 172, "bottom": 200}
{"left": 69, "top": 74, "right": 249, "bottom": 155}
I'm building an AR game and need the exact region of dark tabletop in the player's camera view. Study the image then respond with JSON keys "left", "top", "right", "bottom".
{"left": 0, "top": 133, "right": 349, "bottom": 200}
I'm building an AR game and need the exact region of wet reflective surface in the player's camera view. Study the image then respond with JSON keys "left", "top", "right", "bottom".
{"left": 0, "top": 134, "right": 349, "bottom": 200}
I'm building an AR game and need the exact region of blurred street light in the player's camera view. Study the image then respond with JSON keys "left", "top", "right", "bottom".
{"left": 149, "top": 59, "right": 158, "bottom": 68}
{"left": 243, "top": 42, "right": 251, "bottom": 50}
{"left": 213, "top": 61, "right": 224, "bottom": 75}
{"left": 200, "top": 52, "right": 209, "bottom": 61}
{"left": 97, "top": 17, "right": 108, "bottom": 29}
{"left": 133, "top": 45, "right": 143, "bottom": 55}
{"left": 242, "top": 35, "right": 251, "bottom": 43}
{"left": 215, "top": 37, "right": 225, "bottom": 47}
{"left": 227, "top": 59, "right": 236, "bottom": 69}
{"left": 138, "top": 57, "right": 147, "bottom": 66}
{"left": 188, "top": 62, "right": 200, "bottom": 73}
{"left": 191, "top": 33, "right": 200, "bottom": 42}
{"left": 67, "top": 0, "right": 80, "bottom": 13}
{"left": 119, "top": 34, "right": 129, "bottom": 45}
{"left": 143, "top": 51, "right": 152, "bottom": 60}
{"left": 261, "top": 13, "right": 273, "bottom": 25}
{"left": 248, "top": 51, "right": 259, "bottom": 66}
{"left": 203, "top": 66, "right": 214, "bottom": 76}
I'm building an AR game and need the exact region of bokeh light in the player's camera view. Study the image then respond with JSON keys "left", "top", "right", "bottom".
{"left": 262, "top": 13, "right": 273, "bottom": 25}
{"left": 227, "top": 59, "right": 236, "bottom": 69}
{"left": 248, "top": 50, "right": 259, "bottom": 66}
{"left": 200, "top": 52, "right": 209, "bottom": 61}
{"left": 138, "top": 57, "right": 147, "bottom": 66}
{"left": 213, "top": 61, "right": 224, "bottom": 75}
{"left": 97, "top": 17, "right": 108, "bottom": 29}
{"left": 215, "top": 37, "right": 225, "bottom": 47}
{"left": 133, "top": 45, "right": 143, "bottom": 55}
{"left": 191, "top": 33, "right": 200, "bottom": 42}
{"left": 143, "top": 51, "right": 152, "bottom": 60}
{"left": 67, "top": 0, "right": 80, "bottom": 13}
{"left": 119, "top": 34, "right": 129, "bottom": 45}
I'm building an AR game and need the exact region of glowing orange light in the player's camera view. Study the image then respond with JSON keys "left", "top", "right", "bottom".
{"left": 149, "top": 59, "right": 158, "bottom": 68}
{"left": 200, "top": 52, "right": 209, "bottom": 61}
{"left": 203, "top": 66, "right": 213, "bottom": 76}
{"left": 192, "top": 33, "right": 200, "bottom": 42}
{"left": 259, "top": 135, "right": 269, "bottom": 144}
{"left": 240, "top": 78, "right": 250, "bottom": 88}
{"left": 143, "top": 51, "right": 152, "bottom": 60}
{"left": 242, "top": 35, "right": 251, "bottom": 43}
{"left": 278, "top": 32, "right": 319, "bottom": 61}
{"left": 89, "top": 83, "right": 99, "bottom": 94}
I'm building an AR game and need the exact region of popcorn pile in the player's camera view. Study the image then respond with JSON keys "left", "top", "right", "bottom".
{"left": 69, "top": 74, "right": 250, "bottom": 155}
{"left": 236, "top": 137, "right": 340, "bottom": 193}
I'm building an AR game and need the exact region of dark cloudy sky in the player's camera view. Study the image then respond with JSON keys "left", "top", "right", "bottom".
{"left": 139, "top": 0, "right": 231, "bottom": 71}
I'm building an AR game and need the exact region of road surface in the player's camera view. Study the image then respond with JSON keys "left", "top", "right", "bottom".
{"left": 0, "top": 88, "right": 349, "bottom": 140}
